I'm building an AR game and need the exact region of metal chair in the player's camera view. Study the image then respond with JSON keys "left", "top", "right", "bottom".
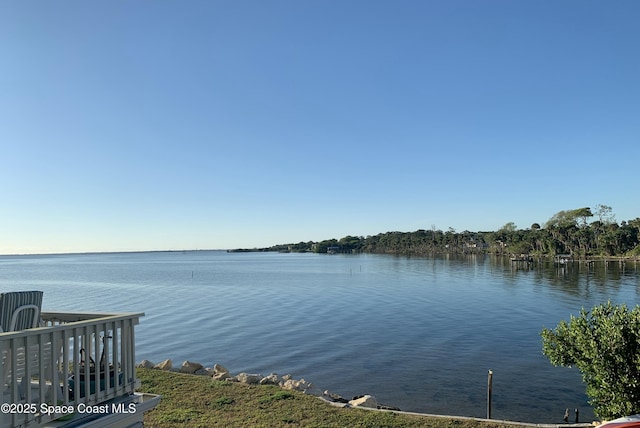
{"left": 0, "top": 291, "right": 43, "bottom": 333}
{"left": 1, "top": 291, "right": 45, "bottom": 401}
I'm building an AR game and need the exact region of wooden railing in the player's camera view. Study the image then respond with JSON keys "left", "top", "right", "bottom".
{"left": 1, "top": 312, "right": 143, "bottom": 427}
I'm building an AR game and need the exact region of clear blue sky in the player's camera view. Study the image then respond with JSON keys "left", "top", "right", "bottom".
{"left": 1, "top": 1, "right": 638, "bottom": 254}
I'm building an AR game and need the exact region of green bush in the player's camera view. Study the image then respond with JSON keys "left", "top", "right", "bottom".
{"left": 541, "top": 301, "right": 640, "bottom": 419}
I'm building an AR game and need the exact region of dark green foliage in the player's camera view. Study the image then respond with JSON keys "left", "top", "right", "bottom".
{"left": 314, "top": 239, "right": 339, "bottom": 253}
{"left": 338, "top": 235, "right": 364, "bottom": 252}
{"left": 212, "top": 397, "right": 234, "bottom": 408}
{"left": 541, "top": 302, "right": 640, "bottom": 419}
{"left": 259, "top": 205, "right": 640, "bottom": 258}
{"left": 259, "top": 390, "right": 295, "bottom": 403}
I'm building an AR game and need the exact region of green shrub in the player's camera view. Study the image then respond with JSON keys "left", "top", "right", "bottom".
{"left": 541, "top": 301, "right": 640, "bottom": 419}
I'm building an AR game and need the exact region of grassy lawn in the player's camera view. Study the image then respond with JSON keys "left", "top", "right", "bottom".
{"left": 136, "top": 368, "right": 522, "bottom": 428}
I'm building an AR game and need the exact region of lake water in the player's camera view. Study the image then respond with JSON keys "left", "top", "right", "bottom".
{"left": 1, "top": 251, "right": 639, "bottom": 423}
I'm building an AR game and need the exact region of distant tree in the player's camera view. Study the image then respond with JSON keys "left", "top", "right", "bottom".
{"left": 546, "top": 208, "right": 592, "bottom": 228}
{"left": 274, "top": 208, "right": 639, "bottom": 257}
{"left": 541, "top": 302, "right": 640, "bottom": 419}
{"left": 595, "top": 204, "right": 616, "bottom": 225}
{"left": 289, "top": 241, "right": 313, "bottom": 252}
{"left": 338, "top": 235, "right": 363, "bottom": 252}
{"left": 545, "top": 209, "right": 575, "bottom": 229}
{"left": 630, "top": 218, "right": 640, "bottom": 248}
{"left": 500, "top": 222, "right": 517, "bottom": 232}
{"left": 314, "top": 239, "right": 338, "bottom": 253}
{"left": 544, "top": 207, "right": 596, "bottom": 255}
{"left": 574, "top": 207, "right": 594, "bottom": 227}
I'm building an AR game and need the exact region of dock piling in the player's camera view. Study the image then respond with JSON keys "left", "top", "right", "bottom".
{"left": 487, "top": 370, "right": 493, "bottom": 419}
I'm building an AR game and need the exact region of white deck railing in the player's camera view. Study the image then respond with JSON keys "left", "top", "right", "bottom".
{"left": 1, "top": 312, "right": 143, "bottom": 428}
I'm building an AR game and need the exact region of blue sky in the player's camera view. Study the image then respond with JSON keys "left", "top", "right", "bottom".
{"left": 1, "top": 1, "right": 638, "bottom": 254}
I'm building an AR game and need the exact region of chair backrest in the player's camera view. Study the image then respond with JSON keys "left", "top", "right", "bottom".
{"left": 0, "top": 291, "right": 44, "bottom": 332}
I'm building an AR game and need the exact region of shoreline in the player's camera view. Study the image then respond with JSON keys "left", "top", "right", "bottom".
{"left": 136, "top": 359, "right": 597, "bottom": 427}
{"left": 227, "top": 247, "right": 640, "bottom": 261}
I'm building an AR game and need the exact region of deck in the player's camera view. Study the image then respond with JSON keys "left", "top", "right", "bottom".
{"left": 1, "top": 311, "right": 160, "bottom": 428}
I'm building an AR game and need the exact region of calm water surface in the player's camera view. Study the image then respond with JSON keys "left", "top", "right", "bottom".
{"left": 1, "top": 251, "right": 639, "bottom": 423}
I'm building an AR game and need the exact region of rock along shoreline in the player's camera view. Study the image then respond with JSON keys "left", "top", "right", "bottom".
{"left": 136, "top": 358, "right": 400, "bottom": 411}
{"left": 137, "top": 359, "right": 601, "bottom": 427}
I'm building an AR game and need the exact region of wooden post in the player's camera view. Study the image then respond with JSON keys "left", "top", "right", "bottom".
{"left": 487, "top": 370, "right": 493, "bottom": 419}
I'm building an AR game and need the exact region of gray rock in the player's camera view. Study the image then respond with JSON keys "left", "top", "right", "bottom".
{"left": 137, "top": 359, "right": 155, "bottom": 369}
{"left": 213, "top": 364, "right": 229, "bottom": 375}
{"left": 236, "top": 372, "right": 263, "bottom": 384}
{"left": 259, "top": 373, "right": 279, "bottom": 385}
{"left": 349, "top": 395, "right": 378, "bottom": 409}
{"left": 153, "top": 359, "right": 172, "bottom": 371}
{"left": 213, "top": 371, "right": 231, "bottom": 381}
{"left": 323, "top": 390, "right": 348, "bottom": 403}
{"left": 281, "top": 378, "right": 312, "bottom": 392}
{"left": 194, "top": 367, "right": 214, "bottom": 376}
{"left": 180, "top": 360, "right": 204, "bottom": 374}
{"left": 212, "top": 364, "right": 231, "bottom": 380}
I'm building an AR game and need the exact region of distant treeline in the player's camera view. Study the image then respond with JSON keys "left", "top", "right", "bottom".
{"left": 239, "top": 205, "right": 640, "bottom": 258}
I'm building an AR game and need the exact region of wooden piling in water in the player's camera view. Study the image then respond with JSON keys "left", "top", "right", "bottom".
{"left": 487, "top": 370, "right": 493, "bottom": 419}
